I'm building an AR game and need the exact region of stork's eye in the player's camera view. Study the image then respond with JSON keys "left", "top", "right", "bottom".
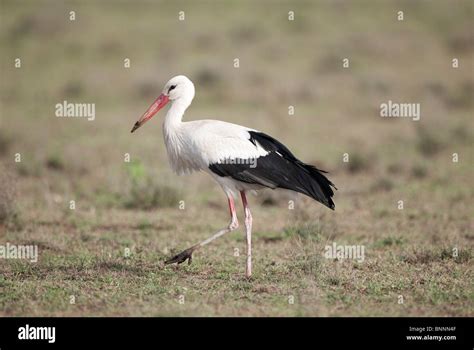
{"left": 168, "top": 85, "right": 177, "bottom": 93}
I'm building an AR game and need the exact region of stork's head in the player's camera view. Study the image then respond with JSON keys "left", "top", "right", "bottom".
{"left": 131, "top": 75, "right": 195, "bottom": 133}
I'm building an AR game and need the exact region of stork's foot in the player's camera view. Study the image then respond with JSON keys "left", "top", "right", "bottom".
{"left": 165, "top": 246, "right": 196, "bottom": 265}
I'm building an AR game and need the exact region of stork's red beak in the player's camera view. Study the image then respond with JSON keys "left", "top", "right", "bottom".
{"left": 131, "top": 93, "right": 169, "bottom": 133}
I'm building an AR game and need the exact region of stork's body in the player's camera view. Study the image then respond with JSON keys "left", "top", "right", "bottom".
{"left": 131, "top": 75, "right": 336, "bottom": 277}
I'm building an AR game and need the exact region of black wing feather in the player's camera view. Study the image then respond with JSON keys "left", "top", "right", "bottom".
{"left": 209, "top": 131, "right": 337, "bottom": 210}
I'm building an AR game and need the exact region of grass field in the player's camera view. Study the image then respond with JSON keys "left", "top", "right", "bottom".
{"left": 0, "top": 0, "right": 473, "bottom": 316}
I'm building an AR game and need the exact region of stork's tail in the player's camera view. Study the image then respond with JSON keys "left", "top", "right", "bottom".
{"left": 293, "top": 162, "right": 337, "bottom": 210}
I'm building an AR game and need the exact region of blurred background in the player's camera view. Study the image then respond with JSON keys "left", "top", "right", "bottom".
{"left": 0, "top": 0, "right": 472, "bottom": 316}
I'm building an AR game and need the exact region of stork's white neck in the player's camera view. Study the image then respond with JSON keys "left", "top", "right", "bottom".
{"left": 162, "top": 96, "right": 194, "bottom": 174}
{"left": 163, "top": 96, "right": 192, "bottom": 131}
{"left": 163, "top": 99, "right": 191, "bottom": 131}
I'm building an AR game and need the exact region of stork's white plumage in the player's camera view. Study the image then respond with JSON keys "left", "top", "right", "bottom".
{"left": 131, "top": 75, "right": 336, "bottom": 277}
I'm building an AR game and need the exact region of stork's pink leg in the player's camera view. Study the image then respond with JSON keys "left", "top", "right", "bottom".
{"left": 198, "top": 196, "right": 238, "bottom": 246}
{"left": 241, "top": 191, "right": 252, "bottom": 277}
{"left": 165, "top": 195, "right": 239, "bottom": 265}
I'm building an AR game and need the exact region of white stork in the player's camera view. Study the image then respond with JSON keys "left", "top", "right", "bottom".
{"left": 131, "top": 75, "right": 336, "bottom": 277}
